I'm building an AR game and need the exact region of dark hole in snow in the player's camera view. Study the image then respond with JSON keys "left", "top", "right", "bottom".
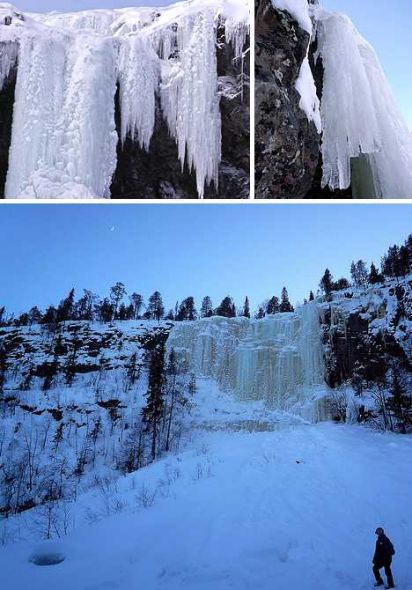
{"left": 29, "top": 552, "right": 65, "bottom": 566}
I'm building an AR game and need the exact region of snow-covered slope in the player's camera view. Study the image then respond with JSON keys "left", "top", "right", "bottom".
{"left": 0, "top": 0, "right": 249, "bottom": 198}
{"left": 1, "top": 415, "right": 412, "bottom": 590}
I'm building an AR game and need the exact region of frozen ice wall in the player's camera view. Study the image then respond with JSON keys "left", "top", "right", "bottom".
{"left": 0, "top": 0, "right": 249, "bottom": 199}
{"left": 312, "top": 6, "right": 412, "bottom": 199}
{"left": 167, "top": 303, "right": 326, "bottom": 414}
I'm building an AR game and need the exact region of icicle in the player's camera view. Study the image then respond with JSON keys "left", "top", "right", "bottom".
{"left": 159, "top": 9, "right": 221, "bottom": 198}
{"left": 0, "top": 40, "right": 18, "bottom": 90}
{"left": 1, "top": 0, "right": 249, "bottom": 199}
{"left": 313, "top": 8, "right": 412, "bottom": 198}
{"left": 167, "top": 303, "right": 325, "bottom": 413}
{"left": 118, "top": 35, "right": 159, "bottom": 151}
{"left": 5, "top": 33, "right": 119, "bottom": 198}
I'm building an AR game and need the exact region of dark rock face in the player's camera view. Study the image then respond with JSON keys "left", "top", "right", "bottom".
{"left": 321, "top": 283, "right": 412, "bottom": 389}
{"left": 111, "top": 32, "right": 250, "bottom": 199}
{"left": 255, "top": 0, "right": 320, "bottom": 199}
{"left": 0, "top": 66, "right": 16, "bottom": 199}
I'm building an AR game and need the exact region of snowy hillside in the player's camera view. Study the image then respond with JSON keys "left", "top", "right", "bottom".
{"left": 0, "top": 275, "right": 411, "bottom": 588}
{"left": 1, "top": 412, "right": 412, "bottom": 590}
{"left": 0, "top": 0, "right": 249, "bottom": 199}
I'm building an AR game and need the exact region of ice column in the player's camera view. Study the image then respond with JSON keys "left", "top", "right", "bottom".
{"left": 167, "top": 303, "right": 325, "bottom": 411}
{"left": 314, "top": 10, "right": 412, "bottom": 198}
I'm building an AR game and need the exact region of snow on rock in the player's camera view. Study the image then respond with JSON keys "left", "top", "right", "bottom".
{"left": 272, "top": 0, "right": 312, "bottom": 34}
{"left": 0, "top": 0, "right": 249, "bottom": 199}
{"left": 295, "top": 55, "right": 321, "bottom": 133}
{"left": 312, "top": 6, "right": 412, "bottom": 198}
{"left": 168, "top": 302, "right": 327, "bottom": 418}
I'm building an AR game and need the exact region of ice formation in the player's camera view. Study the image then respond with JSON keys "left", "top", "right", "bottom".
{"left": 271, "top": 0, "right": 412, "bottom": 198}
{"left": 312, "top": 6, "right": 412, "bottom": 198}
{"left": 0, "top": 0, "right": 249, "bottom": 199}
{"left": 167, "top": 303, "right": 326, "bottom": 414}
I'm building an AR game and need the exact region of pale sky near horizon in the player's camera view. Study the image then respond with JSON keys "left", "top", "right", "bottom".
{"left": 1, "top": 204, "right": 411, "bottom": 317}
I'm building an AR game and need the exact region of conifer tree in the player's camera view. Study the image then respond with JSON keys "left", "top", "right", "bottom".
{"left": 130, "top": 293, "right": 144, "bottom": 319}
{"left": 141, "top": 340, "right": 166, "bottom": 461}
{"left": 309, "top": 291, "right": 315, "bottom": 301}
{"left": 242, "top": 296, "right": 250, "bottom": 318}
{"left": 320, "top": 269, "right": 333, "bottom": 297}
{"left": 279, "top": 287, "right": 294, "bottom": 312}
{"left": 386, "top": 371, "right": 412, "bottom": 434}
{"left": 176, "top": 297, "right": 197, "bottom": 321}
{"left": 147, "top": 291, "right": 165, "bottom": 321}
{"left": 215, "top": 296, "right": 236, "bottom": 318}
{"left": 57, "top": 288, "right": 75, "bottom": 323}
{"left": 200, "top": 296, "right": 213, "bottom": 318}
{"left": 368, "top": 262, "right": 382, "bottom": 284}
{"left": 266, "top": 296, "right": 280, "bottom": 315}
{"left": 110, "top": 282, "right": 126, "bottom": 321}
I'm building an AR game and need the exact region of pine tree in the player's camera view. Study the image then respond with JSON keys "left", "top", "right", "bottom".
{"left": 28, "top": 306, "right": 43, "bottom": 325}
{"left": 320, "top": 269, "right": 333, "bottom": 297}
{"left": 200, "top": 296, "right": 213, "bottom": 318}
{"left": 399, "top": 245, "right": 410, "bottom": 276}
{"left": 98, "top": 298, "right": 114, "bottom": 323}
{"left": 130, "top": 293, "right": 144, "bottom": 319}
{"left": 255, "top": 305, "right": 265, "bottom": 319}
{"left": 110, "top": 282, "right": 126, "bottom": 321}
{"left": 309, "top": 291, "right": 315, "bottom": 301}
{"left": 215, "top": 296, "right": 236, "bottom": 318}
{"left": 242, "top": 296, "right": 250, "bottom": 318}
{"left": 141, "top": 341, "right": 166, "bottom": 461}
{"left": 57, "top": 288, "right": 75, "bottom": 323}
{"left": 147, "top": 291, "right": 165, "bottom": 321}
{"left": 176, "top": 297, "right": 197, "bottom": 321}
{"left": 350, "top": 260, "right": 368, "bottom": 286}
{"left": 76, "top": 289, "right": 97, "bottom": 321}
{"left": 266, "top": 296, "right": 280, "bottom": 315}
{"left": 368, "top": 262, "right": 382, "bottom": 284}
{"left": 279, "top": 287, "right": 294, "bottom": 312}
{"left": 386, "top": 371, "right": 412, "bottom": 434}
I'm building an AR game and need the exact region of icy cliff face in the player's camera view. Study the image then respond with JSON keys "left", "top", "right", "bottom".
{"left": 167, "top": 303, "right": 326, "bottom": 414}
{"left": 312, "top": 7, "right": 412, "bottom": 199}
{"left": 256, "top": 0, "right": 412, "bottom": 199}
{"left": 0, "top": 0, "right": 249, "bottom": 199}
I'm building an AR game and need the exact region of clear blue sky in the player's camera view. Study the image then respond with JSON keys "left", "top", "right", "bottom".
{"left": 0, "top": 204, "right": 411, "bottom": 317}
{"left": 323, "top": 0, "right": 412, "bottom": 130}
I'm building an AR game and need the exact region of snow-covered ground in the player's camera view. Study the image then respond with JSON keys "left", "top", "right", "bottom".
{"left": 1, "top": 377, "right": 411, "bottom": 590}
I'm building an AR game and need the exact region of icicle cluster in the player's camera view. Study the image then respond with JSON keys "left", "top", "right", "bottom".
{"left": 0, "top": 0, "right": 249, "bottom": 199}
{"left": 167, "top": 303, "right": 325, "bottom": 413}
{"left": 312, "top": 7, "right": 412, "bottom": 198}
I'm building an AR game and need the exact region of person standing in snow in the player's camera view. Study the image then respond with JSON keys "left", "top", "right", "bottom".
{"left": 373, "top": 527, "right": 395, "bottom": 588}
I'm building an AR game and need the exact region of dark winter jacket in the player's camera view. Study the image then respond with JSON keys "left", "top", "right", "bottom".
{"left": 373, "top": 535, "right": 395, "bottom": 566}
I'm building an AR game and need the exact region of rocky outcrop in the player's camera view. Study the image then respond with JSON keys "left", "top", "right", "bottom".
{"left": 321, "top": 279, "right": 412, "bottom": 389}
{"left": 255, "top": 0, "right": 320, "bottom": 198}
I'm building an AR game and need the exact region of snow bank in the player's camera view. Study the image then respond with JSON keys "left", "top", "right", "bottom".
{"left": 312, "top": 7, "right": 412, "bottom": 198}
{"left": 0, "top": 0, "right": 249, "bottom": 199}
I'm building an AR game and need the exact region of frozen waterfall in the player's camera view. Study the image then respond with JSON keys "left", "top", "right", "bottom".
{"left": 167, "top": 303, "right": 326, "bottom": 416}
{"left": 0, "top": 0, "right": 249, "bottom": 199}
{"left": 311, "top": 6, "right": 412, "bottom": 199}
